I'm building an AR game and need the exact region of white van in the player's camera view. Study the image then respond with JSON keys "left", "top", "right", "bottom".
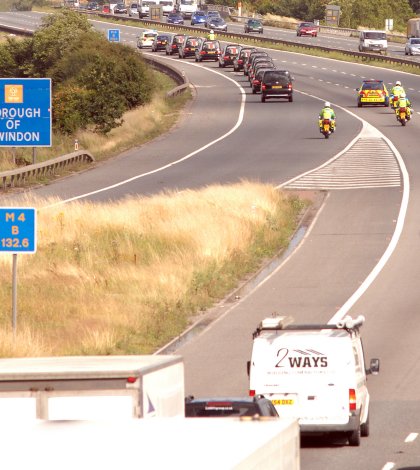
{"left": 247, "top": 315, "right": 380, "bottom": 446}
{"left": 359, "top": 30, "right": 388, "bottom": 54}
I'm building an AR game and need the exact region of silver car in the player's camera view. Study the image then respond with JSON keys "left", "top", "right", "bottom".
{"left": 128, "top": 2, "right": 139, "bottom": 16}
{"left": 405, "top": 37, "right": 420, "bottom": 55}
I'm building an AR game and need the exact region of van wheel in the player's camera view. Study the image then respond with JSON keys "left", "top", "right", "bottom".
{"left": 261, "top": 95, "right": 266, "bottom": 103}
{"left": 348, "top": 426, "right": 361, "bottom": 446}
{"left": 289, "top": 95, "right": 293, "bottom": 102}
{"left": 361, "top": 414, "right": 370, "bottom": 437}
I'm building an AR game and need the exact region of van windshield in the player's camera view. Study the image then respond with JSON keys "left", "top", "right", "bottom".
{"left": 365, "top": 32, "right": 386, "bottom": 40}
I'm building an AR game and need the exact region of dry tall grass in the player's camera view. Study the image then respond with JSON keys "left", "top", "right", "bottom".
{"left": 0, "top": 182, "right": 306, "bottom": 356}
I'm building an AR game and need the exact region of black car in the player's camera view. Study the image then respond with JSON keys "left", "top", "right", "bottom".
{"left": 248, "top": 58, "right": 274, "bottom": 83}
{"left": 244, "top": 51, "right": 268, "bottom": 76}
{"left": 195, "top": 39, "right": 221, "bottom": 62}
{"left": 218, "top": 43, "right": 240, "bottom": 68}
{"left": 233, "top": 47, "right": 257, "bottom": 72}
{"left": 165, "top": 34, "right": 186, "bottom": 55}
{"left": 185, "top": 396, "right": 279, "bottom": 417}
{"left": 87, "top": 1, "right": 100, "bottom": 10}
{"left": 260, "top": 69, "right": 294, "bottom": 103}
{"left": 252, "top": 66, "right": 276, "bottom": 94}
{"left": 179, "top": 36, "right": 202, "bottom": 58}
{"left": 244, "top": 18, "right": 263, "bottom": 34}
{"left": 151, "top": 34, "right": 171, "bottom": 52}
{"left": 166, "top": 12, "right": 184, "bottom": 24}
{"left": 113, "top": 3, "right": 128, "bottom": 14}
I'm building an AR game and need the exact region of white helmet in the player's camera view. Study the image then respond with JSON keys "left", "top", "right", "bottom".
{"left": 210, "top": 30, "right": 214, "bottom": 33}
{"left": 324, "top": 101, "right": 330, "bottom": 107}
{"left": 396, "top": 80, "right": 401, "bottom": 86}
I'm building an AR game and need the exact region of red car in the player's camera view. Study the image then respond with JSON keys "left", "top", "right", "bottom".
{"left": 296, "top": 22, "right": 318, "bottom": 37}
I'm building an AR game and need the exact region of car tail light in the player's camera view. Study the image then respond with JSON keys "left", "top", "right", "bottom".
{"left": 238, "top": 59, "right": 243, "bottom": 64}
{"left": 262, "top": 84, "right": 266, "bottom": 90}
{"left": 288, "top": 84, "right": 292, "bottom": 90}
{"left": 349, "top": 389, "right": 356, "bottom": 411}
{"left": 224, "top": 55, "right": 229, "bottom": 60}
{"left": 249, "top": 390, "right": 256, "bottom": 397}
{"left": 200, "top": 51, "right": 205, "bottom": 55}
{"left": 172, "top": 45, "right": 176, "bottom": 49}
{"left": 253, "top": 79, "right": 260, "bottom": 85}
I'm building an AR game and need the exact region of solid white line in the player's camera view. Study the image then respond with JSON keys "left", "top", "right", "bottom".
{"left": 382, "top": 463, "right": 395, "bottom": 470}
{"left": 43, "top": 58, "right": 247, "bottom": 209}
{"left": 276, "top": 90, "right": 409, "bottom": 325}
{"left": 405, "top": 432, "right": 419, "bottom": 442}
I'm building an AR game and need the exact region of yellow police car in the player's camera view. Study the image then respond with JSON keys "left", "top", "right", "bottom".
{"left": 356, "top": 79, "right": 389, "bottom": 107}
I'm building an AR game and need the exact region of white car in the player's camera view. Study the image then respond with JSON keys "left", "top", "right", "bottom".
{"left": 248, "top": 315, "right": 380, "bottom": 446}
{"left": 137, "top": 30, "right": 158, "bottom": 49}
{"left": 128, "top": 2, "right": 139, "bottom": 16}
{"left": 405, "top": 37, "right": 420, "bottom": 55}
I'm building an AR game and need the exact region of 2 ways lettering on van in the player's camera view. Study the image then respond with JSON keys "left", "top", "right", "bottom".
{"left": 275, "top": 348, "right": 328, "bottom": 368}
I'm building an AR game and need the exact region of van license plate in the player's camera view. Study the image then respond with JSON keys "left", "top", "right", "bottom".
{"left": 272, "top": 399, "right": 294, "bottom": 405}
{"left": 272, "top": 85, "right": 282, "bottom": 89}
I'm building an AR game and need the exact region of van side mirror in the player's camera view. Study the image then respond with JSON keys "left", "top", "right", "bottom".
{"left": 246, "top": 360, "right": 251, "bottom": 377}
{"left": 367, "top": 358, "right": 380, "bottom": 375}
{"left": 356, "top": 88, "right": 360, "bottom": 92}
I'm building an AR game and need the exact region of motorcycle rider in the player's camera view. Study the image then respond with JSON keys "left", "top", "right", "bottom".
{"left": 390, "top": 80, "right": 405, "bottom": 108}
{"left": 319, "top": 101, "right": 336, "bottom": 133}
{"left": 395, "top": 92, "right": 412, "bottom": 119}
{"left": 207, "top": 29, "right": 216, "bottom": 40}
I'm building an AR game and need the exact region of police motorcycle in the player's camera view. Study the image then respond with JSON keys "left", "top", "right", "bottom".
{"left": 320, "top": 118, "right": 333, "bottom": 138}
{"left": 395, "top": 94, "right": 412, "bottom": 126}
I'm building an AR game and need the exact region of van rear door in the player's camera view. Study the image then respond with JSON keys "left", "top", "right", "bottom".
{"left": 250, "top": 332, "right": 353, "bottom": 426}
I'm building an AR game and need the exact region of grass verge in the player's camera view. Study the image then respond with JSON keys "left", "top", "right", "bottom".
{"left": 0, "top": 182, "right": 308, "bottom": 357}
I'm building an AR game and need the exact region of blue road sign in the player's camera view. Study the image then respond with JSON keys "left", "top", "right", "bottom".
{"left": 108, "top": 29, "right": 121, "bottom": 42}
{"left": 0, "top": 78, "right": 51, "bottom": 147}
{"left": 0, "top": 208, "right": 37, "bottom": 254}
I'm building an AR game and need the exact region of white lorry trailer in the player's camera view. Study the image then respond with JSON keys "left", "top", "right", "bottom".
{"left": 0, "top": 355, "right": 184, "bottom": 419}
{"left": 0, "top": 417, "right": 300, "bottom": 469}
{"left": 176, "top": 0, "right": 198, "bottom": 18}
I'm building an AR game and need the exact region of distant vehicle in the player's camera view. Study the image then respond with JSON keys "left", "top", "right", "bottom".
{"left": 206, "top": 16, "right": 227, "bottom": 32}
{"left": 151, "top": 34, "right": 171, "bottom": 52}
{"left": 205, "top": 10, "right": 221, "bottom": 20}
{"left": 185, "top": 396, "right": 279, "bottom": 417}
{"left": 356, "top": 79, "right": 389, "bottom": 107}
{"left": 165, "top": 33, "right": 186, "bottom": 55}
{"left": 137, "top": 29, "right": 158, "bottom": 48}
{"left": 114, "top": 3, "right": 128, "bottom": 14}
{"left": 128, "top": 2, "right": 139, "bottom": 16}
{"left": 244, "top": 51, "right": 269, "bottom": 76}
{"left": 176, "top": 0, "right": 198, "bottom": 19}
{"left": 248, "top": 59, "right": 275, "bottom": 84}
{"left": 407, "top": 18, "right": 420, "bottom": 38}
{"left": 195, "top": 39, "right": 221, "bottom": 62}
{"left": 359, "top": 30, "right": 388, "bottom": 54}
{"left": 252, "top": 66, "right": 276, "bottom": 94}
{"left": 159, "top": 0, "right": 175, "bottom": 15}
{"left": 260, "top": 69, "right": 294, "bottom": 103}
{"left": 218, "top": 43, "right": 240, "bottom": 68}
{"left": 233, "top": 46, "right": 257, "bottom": 72}
{"left": 138, "top": 0, "right": 157, "bottom": 18}
{"left": 248, "top": 315, "right": 380, "bottom": 446}
{"left": 405, "top": 37, "right": 420, "bottom": 55}
{"left": 87, "top": 1, "right": 100, "bottom": 10}
{"left": 178, "top": 36, "right": 202, "bottom": 58}
{"left": 296, "top": 22, "right": 318, "bottom": 37}
{"left": 167, "top": 11, "right": 184, "bottom": 24}
{"left": 244, "top": 18, "right": 263, "bottom": 34}
{"left": 190, "top": 10, "right": 206, "bottom": 25}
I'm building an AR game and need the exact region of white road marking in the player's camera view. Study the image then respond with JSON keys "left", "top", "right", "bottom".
{"left": 43, "top": 57, "right": 247, "bottom": 209}
{"left": 382, "top": 463, "right": 395, "bottom": 470}
{"left": 405, "top": 432, "right": 418, "bottom": 442}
